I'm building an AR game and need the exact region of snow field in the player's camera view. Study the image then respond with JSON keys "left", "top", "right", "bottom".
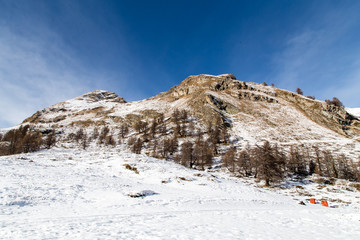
{"left": 1, "top": 148, "right": 360, "bottom": 239}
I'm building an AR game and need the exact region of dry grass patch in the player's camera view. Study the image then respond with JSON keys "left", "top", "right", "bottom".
{"left": 124, "top": 164, "right": 139, "bottom": 174}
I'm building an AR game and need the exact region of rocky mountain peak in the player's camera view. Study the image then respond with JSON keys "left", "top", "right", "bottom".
{"left": 157, "top": 74, "right": 242, "bottom": 99}
{"left": 75, "top": 90, "right": 126, "bottom": 103}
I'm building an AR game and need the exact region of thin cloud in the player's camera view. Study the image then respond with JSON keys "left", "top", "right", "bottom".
{"left": 270, "top": 4, "right": 360, "bottom": 107}
{"left": 0, "top": 25, "right": 104, "bottom": 127}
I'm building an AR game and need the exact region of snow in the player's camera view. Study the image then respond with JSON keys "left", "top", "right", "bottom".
{"left": 346, "top": 107, "right": 360, "bottom": 118}
{"left": 1, "top": 148, "right": 359, "bottom": 239}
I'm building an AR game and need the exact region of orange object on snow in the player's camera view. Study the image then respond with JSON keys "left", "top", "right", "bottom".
{"left": 310, "top": 198, "right": 315, "bottom": 204}
{"left": 321, "top": 200, "right": 328, "bottom": 207}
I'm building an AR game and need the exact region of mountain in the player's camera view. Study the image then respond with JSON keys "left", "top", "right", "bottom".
{"left": 16, "top": 74, "right": 360, "bottom": 159}
{"left": 1, "top": 74, "right": 360, "bottom": 239}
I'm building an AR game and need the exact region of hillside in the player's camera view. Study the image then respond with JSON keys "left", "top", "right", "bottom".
{"left": 7, "top": 74, "right": 359, "bottom": 159}
{"left": 1, "top": 74, "right": 360, "bottom": 239}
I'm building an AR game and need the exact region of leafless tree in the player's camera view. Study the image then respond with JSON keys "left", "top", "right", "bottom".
{"left": 81, "top": 132, "right": 88, "bottom": 150}
{"left": 288, "top": 146, "right": 307, "bottom": 176}
{"left": 74, "top": 128, "right": 84, "bottom": 143}
{"left": 134, "top": 121, "right": 148, "bottom": 134}
{"left": 150, "top": 118, "right": 158, "bottom": 138}
{"left": 254, "top": 141, "right": 285, "bottom": 186}
{"left": 323, "top": 150, "right": 337, "bottom": 178}
{"left": 98, "top": 126, "right": 110, "bottom": 144}
{"left": 105, "top": 135, "right": 116, "bottom": 146}
{"left": 159, "top": 137, "right": 178, "bottom": 159}
{"left": 325, "top": 97, "right": 343, "bottom": 107}
{"left": 237, "top": 148, "right": 252, "bottom": 176}
{"left": 193, "top": 139, "right": 213, "bottom": 170}
{"left": 45, "top": 131, "right": 56, "bottom": 149}
{"left": 313, "top": 146, "right": 323, "bottom": 176}
{"left": 296, "top": 88, "right": 303, "bottom": 95}
{"left": 180, "top": 141, "right": 193, "bottom": 167}
{"left": 119, "top": 123, "right": 129, "bottom": 138}
{"left": 222, "top": 146, "right": 236, "bottom": 172}
{"left": 129, "top": 138, "right": 143, "bottom": 154}
{"left": 92, "top": 127, "right": 99, "bottom": 140}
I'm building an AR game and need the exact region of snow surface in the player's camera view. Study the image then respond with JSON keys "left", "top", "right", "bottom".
{"left": 346, "top": 107, "right": 360, "bottom": 118}
{"left": 1, "top": 148, "right": 360, "bottom": 239}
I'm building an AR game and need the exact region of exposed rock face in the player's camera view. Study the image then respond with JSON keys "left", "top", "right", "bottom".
{"left": 76, "top": 90, "right": 127, "bottom": 103}
{"left": 22, "top": 90, "right": 126, "bottom": 124}
{"left": 160, "top": 74, "right": 241, "bottom": 99}
{"left": 154, "top": 74, "right": 360, "bottom": 138}
{"left": 7, "top": 74, "right": 360, "bottom": 159}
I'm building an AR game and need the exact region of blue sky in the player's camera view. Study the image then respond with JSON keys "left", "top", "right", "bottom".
{"left": 1, "top": 0, "right": 360, "bottom": 128}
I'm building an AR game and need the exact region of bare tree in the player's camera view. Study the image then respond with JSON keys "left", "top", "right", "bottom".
{"left": 172, "top": 109, "right": 180, "bottom": 123}
{"left": 150, "top": 139, "right": 158, "bottom": 158}
{"left": 313, "top": 146, "right": 323, "bottom": 176}
{"left": 325, "top": 97, "right": 343, "bottom": 107}
{"left": 296, "top": 88, "right": 303, "bottom": 95}
{"left": 159, "top": 137, "right": 178, "bottom": 159}
{"left": 119, "top": 123, "right": 129, "bottom": 138}
{"left": 74, "top": 129, "right": 84, "bottom": 143}
{"left": 157, "top": 113, "right": 167, "bottom": 135}
{"left": 129, "top": 138, "right": 143, "bottom": 154}
{"left": 150, "top": 118, "right": 158, "bottom": 138}
{"left": 193, "top": 139, "right": 213, "bottom": 170}
{"left": 105, "top": 135, "right": 116, "bottom": 146}
{"left": 255, "top": 141, "right": 285, "bottom": 186}
{"left": 288, "top": 146, "right": 307, "bottom": 176}
{"left": 92, "top": 127, "right": 99, "bottom": 140}
{"left": 220, "top": 126, "right": 230, "bottom": 144}
{"left": 127, "top": 136, "right": 136, "bottom": 147}
{"left": 134, "top": 121, "right": 148, "bottom": 134}
{"left": 222, "top": 146, "right": 236, "bottom": 172}
{"left": 180, "top": 141, "right": 193, "bottom": 167}
{"left": 45, "top": 131, "right": 56, "bottom": 149}
{"left": 188, "top": 120, "right": 195, "bottom": 136}
{"left": 237, "top": 148, "right": 252, "bottom": 176}
{"left": 179, "top": 110, "right": 188, "bottom": 123}
{"left": 81, "top": 132, "right": 88, "bottom": 150}
{"left": 337, "top": 154, "right": 354, "bottom": 180}
{"left": 21, "top": 130, "right": 43, "bottom": 153}
{"left": 323, "top": 150, "right": 337, "bottom": 178}
{"left": 98, "top": 126, "right": 110, "bottom": 144}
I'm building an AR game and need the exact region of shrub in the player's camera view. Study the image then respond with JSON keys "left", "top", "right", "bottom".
{"left": 124, "top": 164, "right": 139, "bottom": 174}
{"left": 325, "top": 97, "right": 343, "bottom": 107}
{"left": 296, "top": 88, "right": 303, "bottom": 95}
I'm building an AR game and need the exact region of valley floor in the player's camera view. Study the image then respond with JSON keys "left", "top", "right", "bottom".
{"left": 1, "top": 148, "right": 359, "bottom": 239}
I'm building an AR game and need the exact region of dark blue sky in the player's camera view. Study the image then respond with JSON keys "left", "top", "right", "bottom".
{"left": 1, "top": 0, "right": 360, "bottom": 127}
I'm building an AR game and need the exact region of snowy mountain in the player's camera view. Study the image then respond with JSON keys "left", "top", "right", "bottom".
{"left": 1, "top": 74, "right": 360, "bottom": 239}
{"left": 16, "top": 74, "right": 360, "bottom": 159}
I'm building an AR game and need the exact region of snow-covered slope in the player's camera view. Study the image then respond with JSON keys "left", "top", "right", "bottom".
{"left": 15, "top": 74, "right": 360, "bottom": 160}
{"left": 1, "top": 148, "right": 359, "bottom": 239}
{"left": 346, "top": 107, "right": 360, "bottom": 118}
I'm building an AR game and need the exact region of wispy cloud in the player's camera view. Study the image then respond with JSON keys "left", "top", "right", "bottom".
{"left": 0, "top": 25, "right": 108, "bottom": 127}
{"left": 270, "top": 3, "right": 360, "bottom": 107}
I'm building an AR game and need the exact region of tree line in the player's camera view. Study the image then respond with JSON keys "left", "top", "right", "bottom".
{"left": 0, "top": 125, "right": 56, "bottom": 156}
{"left": 222, "top": 142, "right": 360, "bottom": 186}
{"left": 1, "top": 110, "right": 359, "bottom": 187}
